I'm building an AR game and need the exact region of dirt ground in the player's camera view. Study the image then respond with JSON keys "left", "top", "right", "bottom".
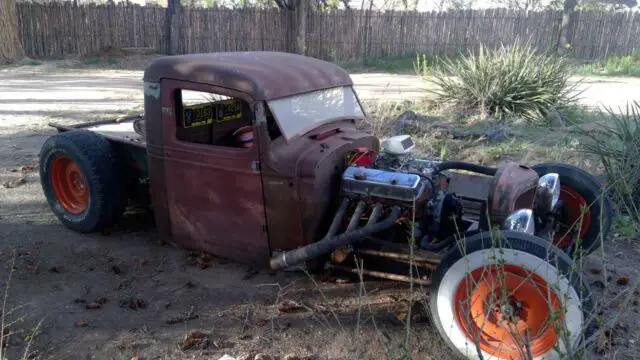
{"left": 1, "top": 59, "right": 640, "bottom": 360}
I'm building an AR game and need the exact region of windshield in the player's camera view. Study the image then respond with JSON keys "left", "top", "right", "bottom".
{"left": 267, "top": 86, "right": 365, "bottom": 141}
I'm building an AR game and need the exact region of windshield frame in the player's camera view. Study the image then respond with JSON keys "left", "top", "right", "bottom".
{"left": 265, "top": 85, "right": 366, "bottom": 142}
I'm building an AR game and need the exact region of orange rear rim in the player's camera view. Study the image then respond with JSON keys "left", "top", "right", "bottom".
{"left": 50, "top": 154, "right": 89, "bottom": 214}
{"left": 454, "top": 264, "right": 561, "bottom": 358}
{"left": 554, "top": 185, "right": 591, "bottom": 249}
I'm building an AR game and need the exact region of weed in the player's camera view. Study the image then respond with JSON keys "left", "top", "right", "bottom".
{"left": 412, "top": 52, "right": 429, "bottom": 79}
{"left": 575, "top": 52, "right": 640, "bottom": 77}
{"left": 575, "top": 101, "right": 640, "bottom": 228}
{"left": 83, "top": 58, "right": 118, "bottom": 66}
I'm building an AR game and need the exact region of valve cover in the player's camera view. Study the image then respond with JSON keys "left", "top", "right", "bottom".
{"left": 341, "top": 166, "right": 425, "bottom": 202}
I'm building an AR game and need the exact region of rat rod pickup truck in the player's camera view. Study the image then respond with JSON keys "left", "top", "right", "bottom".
{"left": 39, "top": 51, "right": 611, "bottom": 359}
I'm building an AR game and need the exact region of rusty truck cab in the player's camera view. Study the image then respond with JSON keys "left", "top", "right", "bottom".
{"left": 142, "top": 52, "right": 378, "bottom": 267}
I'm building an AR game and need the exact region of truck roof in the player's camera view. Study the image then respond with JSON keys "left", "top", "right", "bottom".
{"left": 143, "top": 51, "right": 354, "bottom": 101}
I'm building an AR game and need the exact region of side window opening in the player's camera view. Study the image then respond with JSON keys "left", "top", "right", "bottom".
{"left": 175, "top": 89, "right": 253, "bottom": 148}
{"left": 265, "top": 105, "right": 283, "bottom": 141}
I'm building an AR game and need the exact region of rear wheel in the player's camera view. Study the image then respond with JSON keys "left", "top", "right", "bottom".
{"left": 532, "top": 162, "right": 612, "bottom": 255}
{"left": 39, "top": 130, "right": 125, "bottom": 232}
{"left": 429, "top": 231, "right": 592, "bottom": 360}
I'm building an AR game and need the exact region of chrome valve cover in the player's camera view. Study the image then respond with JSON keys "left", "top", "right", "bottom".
{"left": 341, "top": 166, "right": 425, "bottom": 202}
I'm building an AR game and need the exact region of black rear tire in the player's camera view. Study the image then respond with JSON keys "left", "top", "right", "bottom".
{"left": 39, "top": 130, "right": 125, "bottom": 232}
{"left": 532, "top": 162, "right": 612, "bottom": 255}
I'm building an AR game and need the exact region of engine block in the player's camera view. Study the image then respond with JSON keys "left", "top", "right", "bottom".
{"left": 341, "top": 166, "right": 426, "bottom": 202}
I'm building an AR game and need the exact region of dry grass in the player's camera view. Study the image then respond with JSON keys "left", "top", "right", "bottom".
{"left": 352, "top": 97, "right": 640, "bottom": 359}
{"left": 0, "top": 251, "right": 43, "bottom": 360}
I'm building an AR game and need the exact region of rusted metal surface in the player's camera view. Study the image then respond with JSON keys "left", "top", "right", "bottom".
{"left": 327, "top": 263, "right": 432, "bottom": 286}
{"left": 49, "top": 120, "right": 146, "bottom": 148}
{"left": 143, "top": 52, "right": 353, "bottom": 101}
{"left": 487, "top": 162, "right": 539, "bottom": 225}
{"left": 365, "top": 238, "right": 443, "bottom": 263}
{"left": 148, "top": 78, "right": 271, "bottom": 266}
{"left": 261, "top": 122, "right": 379, "bottom": 253}
{"left": 141, "top": 52, "right": 379, "bottom": 265}
{"left": 356, "top": 249, "right": 440, "bottom": 267}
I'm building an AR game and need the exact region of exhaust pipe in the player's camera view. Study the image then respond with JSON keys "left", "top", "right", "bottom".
{"left": 269, "top": 203, "right": 402, "bottom": 270}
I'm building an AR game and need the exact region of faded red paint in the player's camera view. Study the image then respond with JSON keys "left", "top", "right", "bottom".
{"left": 143, "top": 52, "right": 353, "bottom": 101}
{"left": 143, "top": 52, "right": 378, "bottom": 265}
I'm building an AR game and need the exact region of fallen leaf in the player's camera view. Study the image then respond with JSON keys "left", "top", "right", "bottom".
{"left": 119, "top": 297, "right": 146, "bottom": 310}
{"left": 132, "top": 299, "right": 147, "bottom": 310}
{"left": 74, "top": 320, "right": 88, "bottom": 328}
{"left": 111, "top": 265, "right": 123, "bottom": 275}
{"left": 588, "top": 267, "right": 602, "bottom": 275}
{"left": 2, "top": 176, "right": 26, "bottom": 189}
{"left": 95, "top": 296, "right": 108, "bottom": 305}
{"left": 212, "top": 340, "right": 234, "bottom": 349}
{"left": 236, "top": 352, "right": 254, "bottom": 360}
{"left": 616, "top": 276, "right": 630, "bottom": 286}
{"left": 196, "top": 257, "right": 211, "bottom": 269}
{"left": 277, "top": 299, "right": 303, "bottom": 313}
{"left": 86, "top": 302, "right": 102, "bottom": 309}
{"left": 20, "top": 164, "right": 36, "bottom": 173}
{"left": 26, "top": 262, "right": 39, "bottom": 274}
{"left": 396, "top": 311, "right": 408, "bottom": 322}
{"left": 179, "top": 330, "right": 209, "bottom": 351}
{"left": 48, "top": 266, "right": 63, "bottom": 273}
{"left": 165, "top": 306, "right": 198, "bottom": 324}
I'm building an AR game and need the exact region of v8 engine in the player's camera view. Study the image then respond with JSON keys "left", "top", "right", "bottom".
{"left": 339, "top": 135, "right": 470, "bottom": 251}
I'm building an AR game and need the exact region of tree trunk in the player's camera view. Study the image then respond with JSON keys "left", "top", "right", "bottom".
{"left": 294, "top": 0, "right": 308, "bottom": 55}
{"left": 558, "top": 0, "right": 577, "bottom": 55}
{"left": 0, "top": 0, "right": 25, "bottom": 64}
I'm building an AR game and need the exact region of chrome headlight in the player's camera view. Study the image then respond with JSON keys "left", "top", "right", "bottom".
{"left": 535, "top": 173, "right": 560, "bottom": 212}
{"left": 502, "top": 208, "right": 535, "bottom": 234}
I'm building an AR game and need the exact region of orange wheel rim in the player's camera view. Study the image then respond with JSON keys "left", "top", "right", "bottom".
{"left": 554, "top": 185, "right": 591, "bottom": 249}
{"left": 50, "top": 154, "right": 89, "bottom": 214}
{"left": 454, "top": 264, "right": 561, "bottom": 358}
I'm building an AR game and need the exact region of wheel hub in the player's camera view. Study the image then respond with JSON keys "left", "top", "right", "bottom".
{"left": 454, "top": 264, "right": 562, "bottom": 358}
{"left": 50, "top": 154, "right": 89, "bottom": 214}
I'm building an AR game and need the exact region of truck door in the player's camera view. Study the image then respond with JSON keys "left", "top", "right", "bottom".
{"left": 159, "top": 79, "right": 270, "bottom": 265}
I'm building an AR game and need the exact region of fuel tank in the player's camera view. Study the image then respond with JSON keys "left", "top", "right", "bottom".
{"left": 258, "top": 120, "right": 379, "bottom": 253}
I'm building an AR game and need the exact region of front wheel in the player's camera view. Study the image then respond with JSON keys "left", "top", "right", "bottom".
{"left": 531, "top": 162, "right": 612, "bottom": 255}
{"left": 429, "top": 231, "right": 593, "bottom": 360}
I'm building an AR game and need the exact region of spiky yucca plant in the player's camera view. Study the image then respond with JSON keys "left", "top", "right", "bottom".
{"left": 427, "top": 43, "right": 581, "bottom": 123}
{"left": 577, "top": 101, "right": 640, "bottom": 227}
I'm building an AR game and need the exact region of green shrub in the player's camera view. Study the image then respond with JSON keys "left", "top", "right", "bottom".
{"left": 576, "top": 101, "right": 640, "bottom": 231}
{"left": 412, "top": 52, "right": 429, "bottom": 78}
{"left": 576, "top": 52, "right": 640, "bottom": 77}
{"left": 426, "top": 43, "right": 581, "bottom": 124}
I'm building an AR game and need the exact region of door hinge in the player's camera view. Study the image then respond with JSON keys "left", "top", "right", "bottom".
{"left": 251, "top": 161, "right": 261, "bottom": 171}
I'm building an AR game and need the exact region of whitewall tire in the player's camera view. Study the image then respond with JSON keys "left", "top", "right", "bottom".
{"left": 429, "top": 231, "right": 593, "bottom": 360}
